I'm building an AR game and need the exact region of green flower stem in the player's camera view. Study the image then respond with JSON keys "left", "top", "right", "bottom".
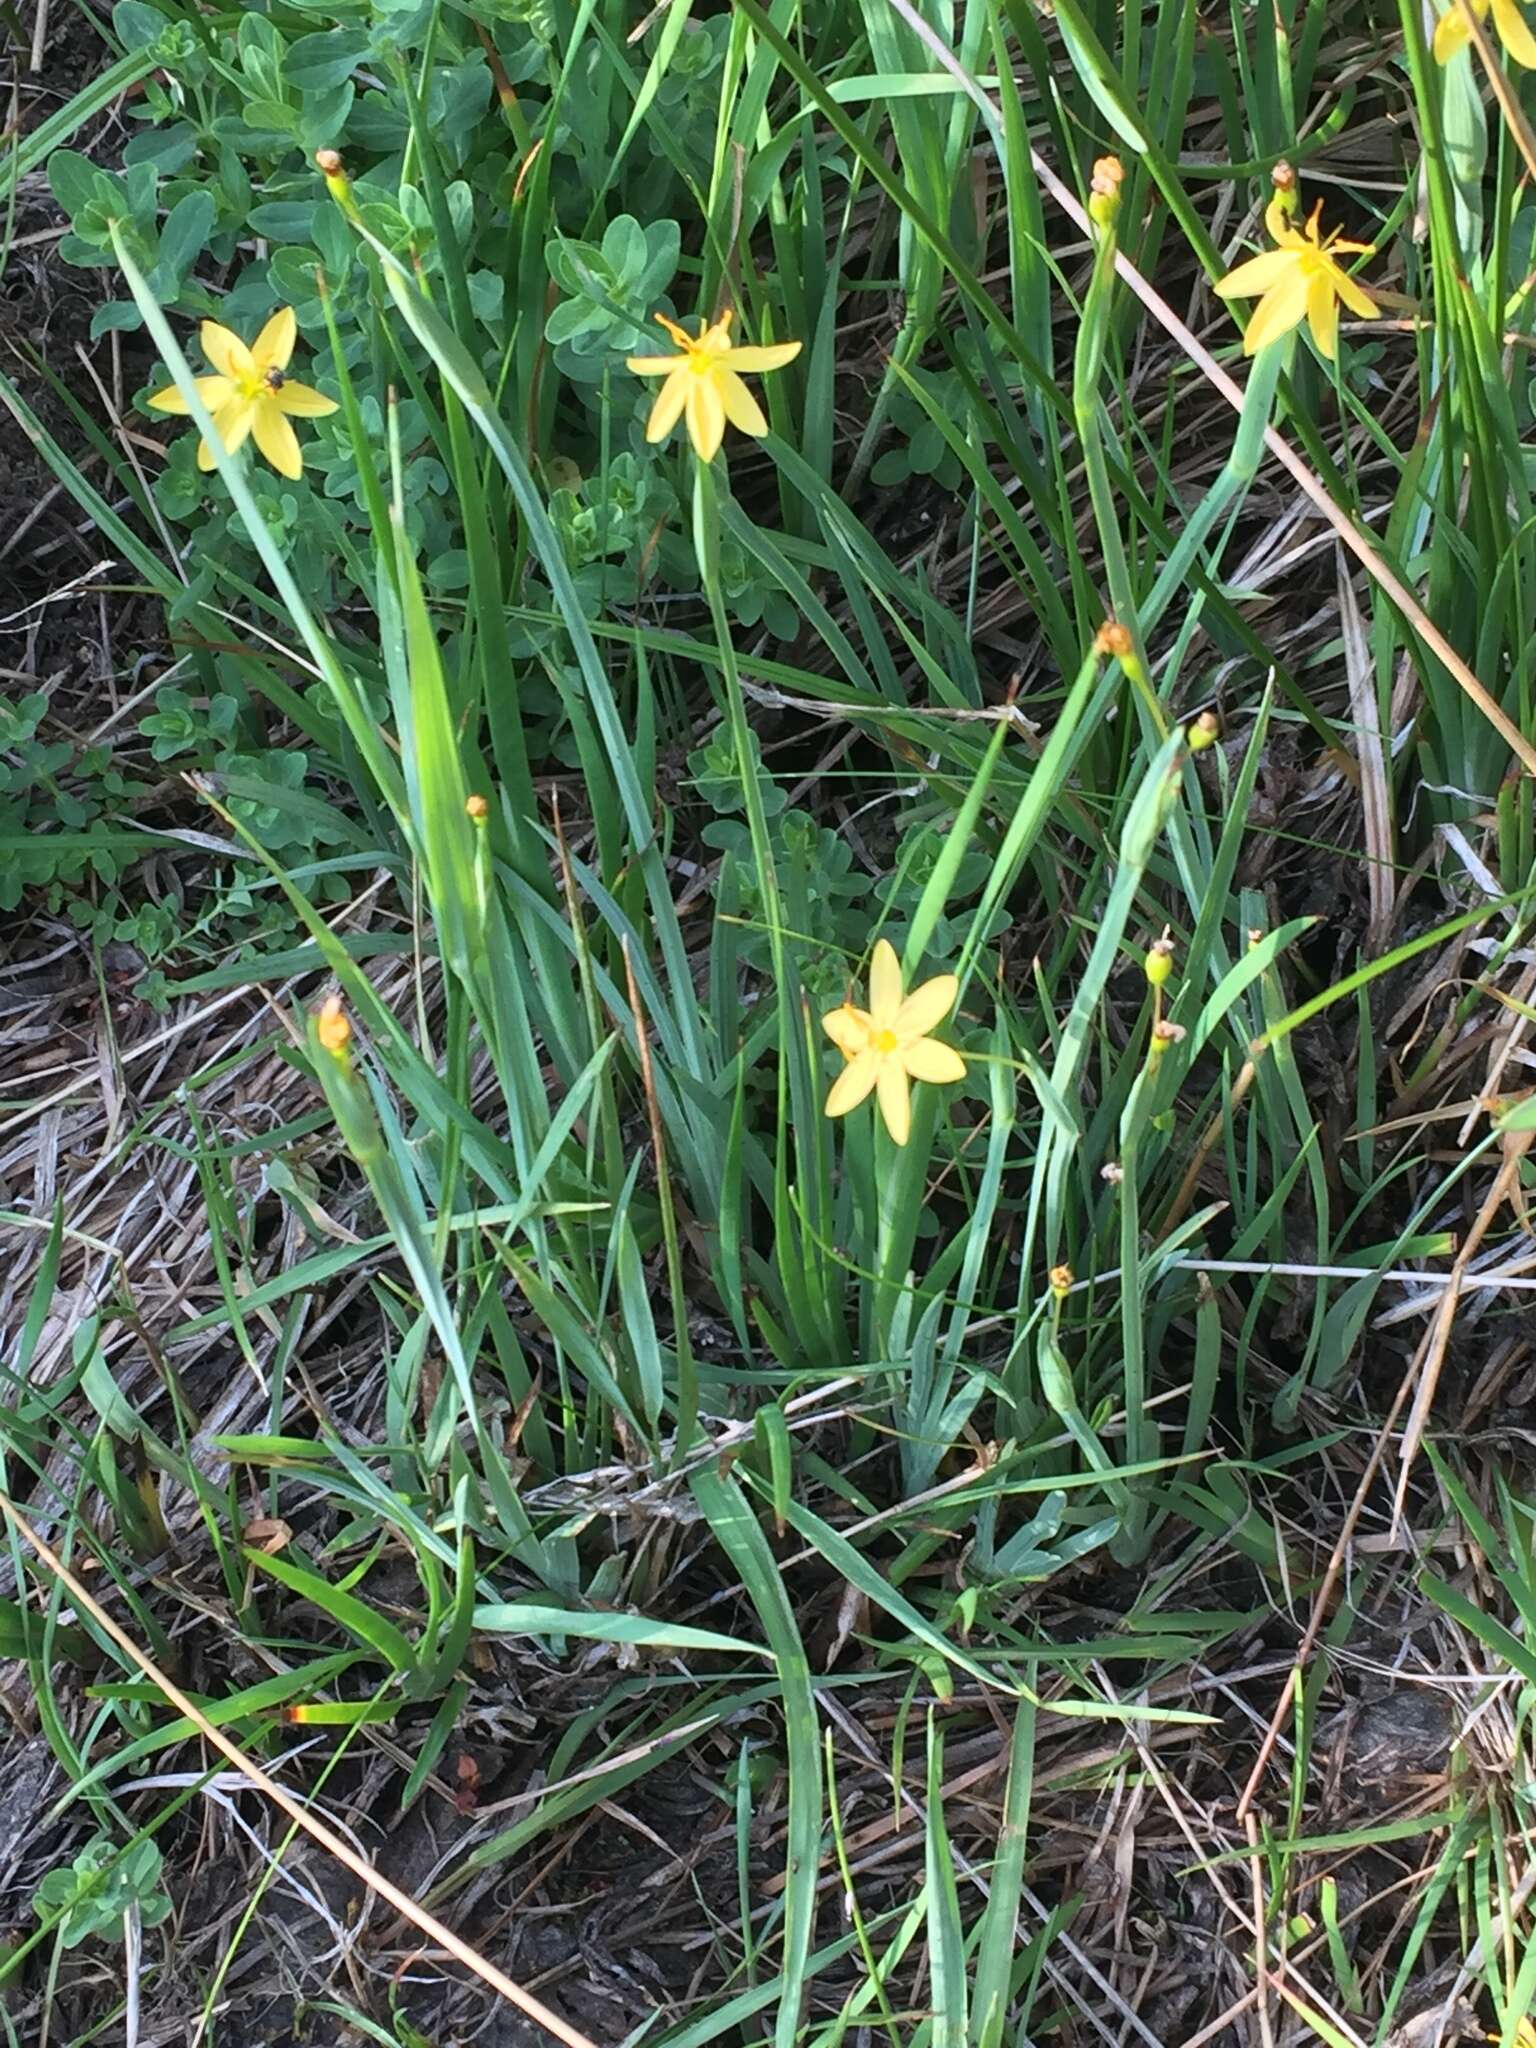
{"left": 692, "top": 458, "right": 789, "bottom": 993}
{"left": 1072, "top": 212, "right": 1163, "bottom": 736}
{"left": 689, "top": 452, "right": 800, "bottom": 1420}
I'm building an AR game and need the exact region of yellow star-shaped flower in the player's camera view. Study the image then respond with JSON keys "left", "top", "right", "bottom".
{"left": 1434, "top": 0, "right": 1536, "bottom": 62}
{"left": 148, "top": 308, "right": 338, "bottom": 480}
{"left": 1214, "top": 200, "right": 1377, "bottom": 361}
{"left": 822, "top": 939, "right": 966, "bottom": 1147}
{"left": 626, "top": 309, "right": 800, "bottom": 463}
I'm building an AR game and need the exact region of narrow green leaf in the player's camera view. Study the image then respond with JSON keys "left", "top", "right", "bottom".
{"left": 691, "top": 1470, "right": 821, "bottom": 2048}
{"left": 245, "top": 1547, "right": 416, "bottom": 1674}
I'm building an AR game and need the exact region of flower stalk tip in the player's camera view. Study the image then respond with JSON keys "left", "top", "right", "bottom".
{"left": 1188, "top": 709, "right": 1221, "bottom": 751}
{"left": 1145, "top": 936, "right": 1175, "bottom": 989}
{"left": 316, "top": 996, "right": 351, "bottom": 1056}
{"left": 1266, "top": 160, "right": 1298, "bottom": 237}
{"left": 315, "top": 148, "right": 362, "bottom": 223}
{"left": 1088, "top": 155, "right": 1124, "bottom": 233}
{"left": 1093, "top": 618, "right": 1148, "bottom": 686}
{"left": 1147, "top": 1018, "right": 1186, "bottom": 1067}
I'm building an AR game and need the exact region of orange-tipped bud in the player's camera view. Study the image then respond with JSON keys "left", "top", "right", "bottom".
{"left": 316, "top": 996, "right": 351, "bottom": 1055}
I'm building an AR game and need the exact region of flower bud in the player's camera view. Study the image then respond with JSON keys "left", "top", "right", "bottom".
{"left": 1088, "top": 155, "right": 1124, "bottom": 232}
{"left": 466, "top": 793, "right": 489, "bottom": 822}
{"left": 1147, "top": 1017, "right": 1186, "bottom": 1066}
{"left": 1092, "top": 618, "right": 1147, "bottom": 686}
{"left": 1187, "top": 709, "right": 1221, "bottom": 751}
{"left": 1145, "top": 936, "right": 1175, "bottom": 988}
{"left": 310, "top": 996, "right": 383, "bottom": 1165}
{"left": 1264, "top": 164, "right": 1299, "bottom": 242}
{"left": 1048, "top": 1263, "right": 1074, "bottom": 1299}
{"left": 315, "top": 149, "right": 361, "bottom": 223}
{"left": 1094, "top": 620, "right": 1133, "bottom": 660}
{"left": 316, "top": 995, "right": 351, "bottom": 1057}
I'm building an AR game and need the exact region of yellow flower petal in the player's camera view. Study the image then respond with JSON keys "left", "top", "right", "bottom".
{"left": 1214, "top": 249, "right": 1300, "bottom": 301}
{"left": 1433, "top": 0, "right": 1476, "bottom": 57}
{"left": 876, "top": 1061, "right": 911, "bottom": 1146}
{"left": 251, "top": 401, "right": 303, "bottom": 480}
{"left": 1263, "top": 196, "right": 1298, "bottom": 243}
{"left": 644, "top": 370, "right": 690, "bottom": 444}
{"left": 823, "top": 1004, "right": 873, "bottom": 1058}
{"left": 716, "top": 368, "right": 769, "bottom": 438}
{"left": 869, "top": 939, "right": 903, "bottom": 1024}
{"left": 273, "top": 381, "right": 338, "bottom": 418}
{"left": 1305, "top": 272, "right": 1339, "bottom": 360}
{"left": 252, "top": 306, "right": 297, "bottom": 372}
{"left": 685, "top": 376, "right": 726, "bottom": 461}
{"left": 826, "top": 1049, "right": 879, "bottom": 1118}
{"left": 626, "top": 352, "right": 685, "bottom": 376}
{"left": 1327, "top": 263, "right": 1377, "bottom": 323}
{"left": 147, "top": 375, "right": 232, "bottom": 416}
{"left": 902, "top": 1037, "right": 966, "bottom": 1085}
{"left": 895, "top": 973, "right": 958, "bottom": 1041}
{"left": 200, "top": 321, "right": 254, "bottom": 381}
{"left": 721, "top": 341, "right": 802, "bottom": 373}
{"left": 1493, "top": 0, "right": 1536, "bottom": 62}
{"left": 196, "top": 400, "right": 254, "bottom": 470}
{"left": 1243, "top": 267, "right": 1311, "bottom": 354}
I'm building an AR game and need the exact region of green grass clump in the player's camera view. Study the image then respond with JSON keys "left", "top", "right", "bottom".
{"left": 5, "top": 0, "right": 1536, "bottom": 2040}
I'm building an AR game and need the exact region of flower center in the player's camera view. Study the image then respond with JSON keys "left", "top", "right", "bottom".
{"left": 874, "top": 1027, "right": 900, "bottom": 1055}
{"left": 236, "top": 367, "right": 282, "bottom": 402}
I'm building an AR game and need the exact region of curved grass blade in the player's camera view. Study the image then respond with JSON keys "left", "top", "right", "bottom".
{"left": 691, "top": 1469, "right": 821, "bottom": 2048}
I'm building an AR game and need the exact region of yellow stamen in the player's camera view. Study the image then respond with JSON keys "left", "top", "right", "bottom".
{"left": 654, "top": 312, "right": 694, "bottom": 349}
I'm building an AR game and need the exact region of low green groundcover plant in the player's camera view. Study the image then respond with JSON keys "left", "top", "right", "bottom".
{"left": 5, "top": 0, "right": 1536, "bottom": 2039}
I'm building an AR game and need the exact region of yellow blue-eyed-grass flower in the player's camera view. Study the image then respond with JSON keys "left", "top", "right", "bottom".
{"left": 1214, "top": 203, "right": 1377, "bottom": 361}
{"left": 148, "top": 309, "right": 337, "bottom": 479}
{"left": 627, "top": 310, "right": 800, "bottom": 463}
{"left": 822, "top": 938, "right": 965, "bottom": 1147}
